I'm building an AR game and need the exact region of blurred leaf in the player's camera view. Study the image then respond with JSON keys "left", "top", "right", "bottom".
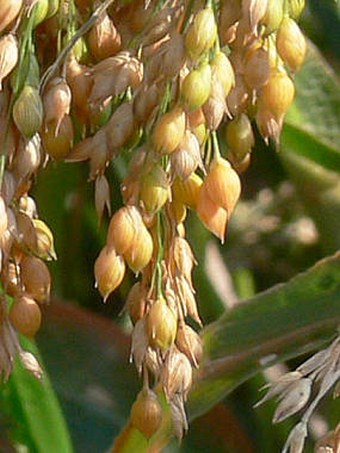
{"left": 188, "top": 252, "right": 340, "bottom": 420}
{"left": 282, "top": 44, "right": 340, "bottom": 253}
{"left": 1, "top": 338, "right": 74, "bottom": 453}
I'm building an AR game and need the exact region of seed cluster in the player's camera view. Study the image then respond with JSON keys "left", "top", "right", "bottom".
{"left": 0, "top": 0, "right": 306, "bottom": 441}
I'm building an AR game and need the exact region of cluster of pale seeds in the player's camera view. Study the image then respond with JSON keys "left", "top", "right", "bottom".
{"left": 0, "top": 0, "right": 324, "bottom": 446}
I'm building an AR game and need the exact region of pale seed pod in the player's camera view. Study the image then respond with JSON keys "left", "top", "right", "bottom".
{"left": 105, "top": 102, "right": 135, "bottom": 151}
{"left": 65, "top": 56, "right": 91, "bottom": 124}
{"left": 15, "top": 211, "right": 37, "bottom": 254}
{"left": 124, "top": 224, "right": 153, "bottom": 274}
{"left": 94, "top": 245, "right": 126, "bottom": 301}
{"left": 43, "top": 77, "right": 72, "bottom": 134}
{"left": 0, "top": 196, "right": 8, "bottom": 239}
{"left": 88, "top": 12, "right": 121, "bottom": 61}
{"left": 1, "top": 171, "right": 17, "bottom": 205}
{"left": 196, "top": 183, "right": 228, "bottom": 243}
{"left": 0, "top": 260, "right": 20, "bottom": 297}
{"left": 255, "top": 108, "right": 282, "bottom": 144}
{"left": 139, "top": 5, "right": 177, "bottom": 45}
{"left": 90, "top": 52, "right": 143, "bottom": 109}
{"left": 18, "top": 194, "right": 37, "bottom": 218}
{"left": 171, "top": 131, "right": 202, "bottom": 180}
{"left": 12, "top": 134, "right": 41, "bottom": 181}
{"left": 203, "top": 79, "right": 227, "bottom": 130}
{"left": 226, "top": 74, "right": 249, "bottom": 117}
{"left": 0, "top": 34, "right": 19, "bottom": 89}
{"left": 146, "top": 31, "right": 185, "bottom": 83}
{"left": 12, "top": 86, "right": 43, "bottom": 138}
{"left": 41, "top": 115, "right": 74, "bottom": 160}
{"left": 46, "top": 0, "right": 59, "bottom": 18}
{"left": 192, "top": 123, "right": 207, "bottom": 145}
{"left": 20, "top": 255, "right": 51, "bottom": 303}
{"left": 242, "top": 0, "right": 268, "bottom": 35}
{"left": 139, "top": 165, "right": 169, "bottom": 214}
{"left": 181, "top": 63, "right": 211, "bottom": 112}
{"left": 161, "top": 347, "right": 192, "bottom": 401}
{"left": 185, "top": 7, "right": 217, "bottom": 60}
{"left": 0, "top": 207, "right": 16, "bottom": 258}
{"left": 107, "top": 205, "right": 143, "bottom": 255}
{"left": 176, "top": 323, "right": 203, "bottom": 367}
{"left": 167, "top": 199, "right": 187, "bottom": 224}
{"left": 204, "top": 157, "right": 241, "bottom": 215}
{"left": 259, "top": 69, "right": 295, "bottom": 119}
{"left": 130, "top": 389, "right": 163, "bottom": 439}
{"left": 88, "top": 129, "right": 110, "bottom": 180}
{"left": 276, "top": 16, "right": 307, "bottom": 71}
{"left": 243, "top": 45, "right": 270, "bottom": 91}
{"left": 226, "top": 113, "right": 255, "bottom": 161}
{"left": 175, "top": 277, "right": 202, "bottom": 326}
{"left": 0, "top": 116, "right": 17, "bottom": 166}
{"left": 9, "top": 294, "right": 42, "bottom": 337}
{"left": 131, "top": 318, "right": 149, "bottom": 373}
{"left": 0, "top": 0, "right": 22, "bottom": 34}
{"left": 219, "top": 0, "right": 241, "bottom": 45}
{"left": 261, "top": 0, "right": 284, "bottom": 35}
{"left": 126, "top": 282, "right": 147, "bottom": 325}
{"left": 187, "top": 108, "right": 205, "bottom": 129}
{"left": 133, "top": 83, "right": 160, "bottom": 125}
{"left": 152, "top": 107, "right": 186, "bottom": 155}
{"left": 169, "top": 237, "right": 196, "bottom": 289}
{"left": 286, "top": 0, "right": 305, "bottom": 20}
{"left": 66, "top": 129, "right": 108, "bottom": 173}
{"left": 146, "top": 297, "right": 177, "bottom": 350}
{"left": 172, "top": 173, "right": 203, "bottom": 210}
{"left": 31, "top": 0, "right": 49, "bottom": 27}
{"left": 95, "top": 174, "right": 111, "bottom": 224}
{"left": 210, "top": 51, "right": 235, "bottom": 98}
{"left": 32, "top": 218, "right": 57, "bottom": 260}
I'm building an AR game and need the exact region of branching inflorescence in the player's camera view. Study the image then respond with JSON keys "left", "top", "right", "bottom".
{"left": 1, "top": 0, "right": 331, "bottom": 450}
